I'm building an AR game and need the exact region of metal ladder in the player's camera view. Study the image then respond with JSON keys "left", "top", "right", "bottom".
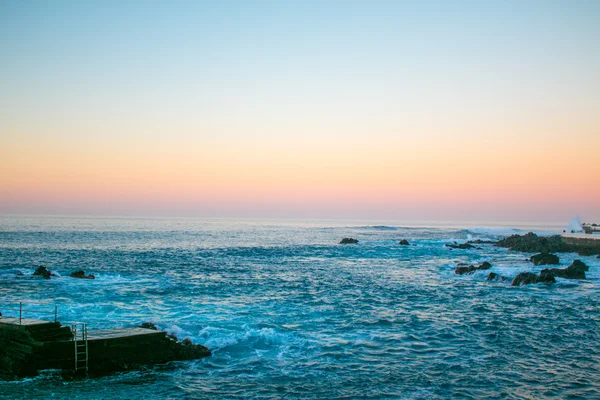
{"left": 72, "top": 322, "right": 88, "bottom": 373}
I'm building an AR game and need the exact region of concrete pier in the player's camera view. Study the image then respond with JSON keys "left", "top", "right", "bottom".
{"left": 0, "top": 315, "right": 210, "bottom": 377}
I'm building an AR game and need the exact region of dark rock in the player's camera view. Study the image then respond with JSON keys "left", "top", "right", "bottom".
{"left": 487, "top": 272, "right": 507, "bottom": 281}
{"left": 139, "top": 322, "right": 158, "bottom": 331}
{"left": 537, "top": 270, "right": 557, "bottom": 284}
{"left": 478, "top": 261, "right": 492, "bottom": 270}
{"left": 339, "top": 238, "right": 359, "bottom": 244}
{"left": 529, "top": 252, "right": 559, "bottom": 266}
{"left": 511, "top": 272, "right": 540, "bottom": 286}
{"left": 70, "top": 270, "right": 95, "bottom": 279}
{"left": 511, "top": 271, "right": 556, "bottom": 286}
{"left": 446, "top": 242, "right": 475, "bottom": 249}
{"left": 496, "top": 232, "right": 600, "bottom": 256}
{"left": 455, "top": 261, "right": 492, "bottom": 275}
{"left": 542, "top": 260, "right": 589, "bottom": 280}
{"left": 468, "top": 239, "right": 497, "bottom": 244}
{"left": 181, "top": 338, "right": 193, "bottom": 346}
{"left": 496, "top": 232, "right": 570, "bottom": 253}
{"left": 33, "top": 266, "right": 52, "bottom": 279}
{"left": 399, "top": 239, "right": 410, "bottom": 245}
{"left": 455, "top": 264, "right": 475, "bottom": 275}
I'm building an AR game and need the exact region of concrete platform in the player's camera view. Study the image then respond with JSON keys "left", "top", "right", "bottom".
{"left": 0, "top": 316, "right": 55, "bottom": 326}
{"left": 87, "top": 327, "right": 163, "bottom": 341}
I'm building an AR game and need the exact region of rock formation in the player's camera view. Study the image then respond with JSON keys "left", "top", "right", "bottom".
{"left": 33, "top": 266, "right": 53, "bottom": 279}
{"left": 455, "top": 261, "right": 492, "bottom": 275}
{"left": 339, "top": 238, "right": 359, "bottom": 244}
{"left": 541, "top": 260, "right": 589, "bottom": 280}
{"left": 529, "top": 252, "right": 559, "bottom": 266}
{"left": 446, "top": 242, "right": 475, "bottom": 250}
{"left": 70, "top": 270, "right": 95, "bottom": 279}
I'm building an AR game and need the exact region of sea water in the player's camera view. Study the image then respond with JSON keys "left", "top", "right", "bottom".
{"left": 0, "top": 216, "right": 599, "bottom": 399}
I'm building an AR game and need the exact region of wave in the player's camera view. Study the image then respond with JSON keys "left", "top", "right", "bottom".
{"left": 352, "top": 225, "right": 398, "bottom": 231}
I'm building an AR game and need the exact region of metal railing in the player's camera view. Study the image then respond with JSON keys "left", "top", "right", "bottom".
{"left": 0, "top": 302, "right": 58, "bottom": 324}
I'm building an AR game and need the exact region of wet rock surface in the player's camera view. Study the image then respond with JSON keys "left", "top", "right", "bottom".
{"left": 399, "top": 239, "right": 410, "bottom": 245}
{"left": 339, "top": 238, "right": 359, "bottom": 244}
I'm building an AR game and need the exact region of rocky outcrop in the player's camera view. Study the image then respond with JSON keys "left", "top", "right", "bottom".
{"left": 70, "top": 270, "right": 95, "bottom": 279}
{"left": 399, "top": 239, "right": 410, "bottom": 245}
{"left": 446, "top": 242, "right": 475, "bottom": 250}
{"left": 33, "top": 266, "right": 53, "bottom": 279}
{"left": 496, "top": 232, "right": 600, "bottom": 256}
{"left": 339, "top": 238, "right": 359, "bottom": 244}
{"left": 496, "top": 233, "right": 570, "bottom": 253}
{"left": 511, "top": 271, "right": 556, "bottom": 286}
{"left": 467, "top": 239, "right": 496, "bottom": 244}
{"left": 541, "top": 260, "right": 589, "bottom": 280}
{"left": 455, "top": 261, "right": 492, "bottom": 275}
{"left": 530, "top": 253, "right": 559, "bottom": 266}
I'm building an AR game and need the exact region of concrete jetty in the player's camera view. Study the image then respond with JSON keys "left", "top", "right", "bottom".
{"left": 0, "top": 314, "right": 210, "bottom": 377}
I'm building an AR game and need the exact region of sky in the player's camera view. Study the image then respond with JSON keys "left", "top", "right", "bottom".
{"left": 1, "top": 1, "right": 599, "bottom": 222}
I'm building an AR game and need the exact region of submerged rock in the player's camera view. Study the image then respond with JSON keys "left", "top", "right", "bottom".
{"left": 399, "top": 239, "right": 410, "bottom": 245}
{"left": 487, "top": 272, "right": 507, "bottom": 281}
{"left": 541, "top": 260, "right": 589, "bottom": 280}
{"left": 455, "top": 261, "right": 492, "bottom": 275}
{"left": 467, "top": 239, "right": 496, "bottom": 244}
{"left": 530, "top": 252, "right": 559, "bottom": 266}
{"left": 33, "top": 266, "right": 53, "bottom": 279}
{"left": 339, "top": 238, "right": 359, "bottom": 244}
{"left": 70, "top": 270, "right": 95, "bottom": 279}
{"left": 511, "top": 271, "right": 556, "bottom": 286}
{"left": 446, "top": 242, "right": 475, "bottom": 250}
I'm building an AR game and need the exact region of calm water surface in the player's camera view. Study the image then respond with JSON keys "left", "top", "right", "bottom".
{"left": 0, "top": 216, "right": 598, "bottom": 399}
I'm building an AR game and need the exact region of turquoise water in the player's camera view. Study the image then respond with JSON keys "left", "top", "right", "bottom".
{"left": 1, "top": 216, "right": 599, "bottom": 399}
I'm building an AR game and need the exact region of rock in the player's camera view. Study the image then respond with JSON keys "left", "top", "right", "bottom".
{"left": 541, "top": 260, "right": 589, "bottom": 280}
{"left": 399, "top": 239, "right": 410, "bottom": 245}
{"left": 139, "top": 322, "right": 158, "bottom": 331}
{"left": 70, "top": 270, "right": 95, "bottom": 279}
{"left": 339, "top": 238, "right": 359, "bottom": 244}
{"left": 487, "top": 272, "right": 507, "bottom": 281}
{"left": 455, "top": 262, "right": 492, "bottom": 275}
{"left": 536, "top": 270, "right": 557, "bottom": 284}
{"left": 511, "top": 271, "right": 556, "bottom": 286}
{"left": 446, "top": 242, "right": 475, "bottom": 249}
{"left": 467, "top": 239, "right": 496, "bottom": 244}
{"left": 511, "top": 272, "right": 540, "bottom": 286}
{"left": 529, "top": 252, "right": 559, "bottom": 266}
{"left": 33, "top": 266, "right": 53, "bottom": 279}
{"left": 455, "top": 264, "right": 475, "bottom": 275}
{"left": 478, "top": 261, "right": 492, "bottom": 270}
{"left": 496, "top": 232, "right": 570, "bottom": 253}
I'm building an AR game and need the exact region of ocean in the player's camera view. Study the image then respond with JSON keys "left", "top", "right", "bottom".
{"left": 1, "top": 216, "right": 599, "bottom": 399}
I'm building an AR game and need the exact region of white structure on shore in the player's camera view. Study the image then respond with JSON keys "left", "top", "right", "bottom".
{"left": 564, "top": 216, "right": 584, "bottom": 234}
